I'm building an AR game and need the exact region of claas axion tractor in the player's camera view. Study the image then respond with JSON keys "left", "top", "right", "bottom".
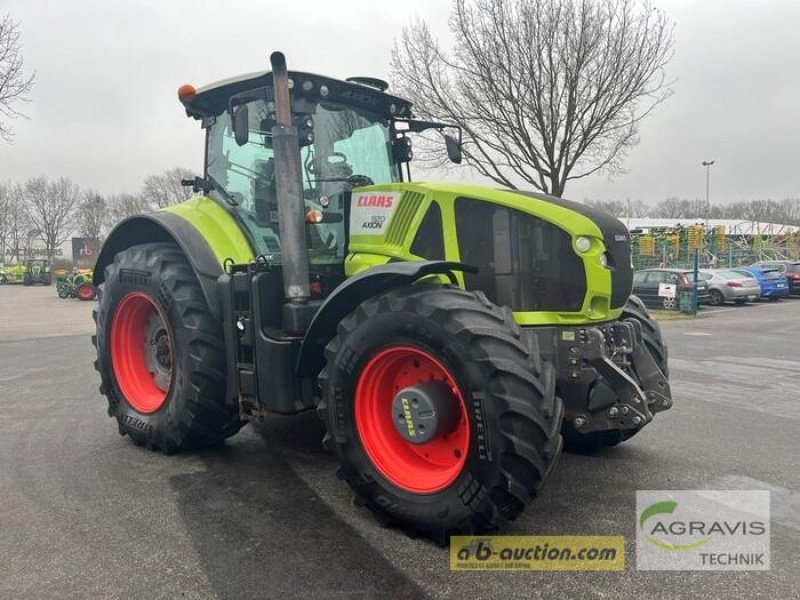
{"left": 92, "top": 52, "right": 671, "bottom": 540}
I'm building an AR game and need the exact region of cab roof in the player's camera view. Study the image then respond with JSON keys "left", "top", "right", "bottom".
{"left": 181, "top": 70, "right": 413, "bottom": 120}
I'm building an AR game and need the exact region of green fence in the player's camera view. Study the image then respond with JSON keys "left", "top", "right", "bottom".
{"left": 631, "top": 226, "right": 800, "bottom": 270}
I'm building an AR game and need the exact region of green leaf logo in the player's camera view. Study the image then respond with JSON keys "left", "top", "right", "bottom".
{"left": 640, "top": 500, "right": 710, "bottom": 551}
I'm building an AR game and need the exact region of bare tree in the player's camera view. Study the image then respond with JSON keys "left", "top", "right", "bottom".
{"left": 392, "top": 0, "right": 673, "bottom": 196}
{"left": 584, "top": 197, "right": 650, "bottom": 218}
{"left": 105, "top": 193, "right": 151, "bottom": 229}
{"left": 21, "top": 176, "right": 80, "bottom": 259}
{"left": 0, "top": 181, "right": 9, "bottom": 259}
{"left": 141, "top": 167, "right": 197, "bottom": 209}
{"left": 0, "top": 14, "right": 35, "bottom": 143}
{"left": 2, "top": 183, "right": 31, "bottom": 262}
{"left": 77, "top": 191, "right": 107, "bottom": 241}
{"left": 652, "top": 197, "right": 688, "bottom": 219}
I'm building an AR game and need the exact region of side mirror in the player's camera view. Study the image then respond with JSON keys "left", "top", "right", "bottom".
{"left": 445, "top": 134, "right": 462, "bottom": 164}
{"left": 233, "top": 104, "right": 249, "bottom": 146}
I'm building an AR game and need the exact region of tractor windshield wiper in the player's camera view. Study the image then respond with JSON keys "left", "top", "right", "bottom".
{"left": 312, "top": 175, "right": 375, "bottom": 187}
{"left": 182, "top": 175, "right": 238, "bottom": 206}
{"left": 205, "top": 175, "right": 238, "bottom": 206}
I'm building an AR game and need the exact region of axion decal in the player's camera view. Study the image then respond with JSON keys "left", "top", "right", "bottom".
{"left": 350, "top": 191, "right": 402, "bottom": 236}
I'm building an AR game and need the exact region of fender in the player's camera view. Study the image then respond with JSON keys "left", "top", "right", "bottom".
{"left": 296, "top": 260, "right": 477, "bottom": 377}
{"left": 93, "top": 211, "right": 247, "bottom": 320}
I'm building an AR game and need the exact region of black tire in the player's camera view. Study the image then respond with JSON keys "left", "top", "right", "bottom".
{"left": 319, "top": 284, "right": 562, "bottom": 541}
{"left": 23, "top": 274, "right": 32, "bottom": 286}
{"left": 57, "top": 285, "right": 69, "bottom": 299}
{"left": 42, "top": 273, "right": 52, "bottom": 286}
{"left": 623, "top": 294, "right": 669, "bottom": 377}
{"left": 93, "top": 243, "right": 243, "bottom": 452}
{"left": 709, "top": 289, "right": 724, "bottom": 306}
{"left": 734, "top": 298, "right": 746, "bottom": 305}
{"left": 0, "top": 274, "right": 7, "bottom": 284}
{"left": 562, "top": 295, "right": 668, "bottom": 452}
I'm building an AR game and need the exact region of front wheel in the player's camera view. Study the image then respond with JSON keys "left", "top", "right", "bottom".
{"left": 93, "top": 243, "right": 243, "bottom": 452}
{"left": 709, "top": 289, "right": 725, "bottom": 306}
{"left": 319, "top": 285, "right": 562, "bottom": 540}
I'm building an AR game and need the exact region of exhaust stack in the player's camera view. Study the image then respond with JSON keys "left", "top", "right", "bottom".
{"left": 270, "top": 51, "right": 310, "bottom": 304}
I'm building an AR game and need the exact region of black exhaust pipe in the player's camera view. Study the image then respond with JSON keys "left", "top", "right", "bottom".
{"left": 270, "top": 51, "right": 310, "bottom": 305}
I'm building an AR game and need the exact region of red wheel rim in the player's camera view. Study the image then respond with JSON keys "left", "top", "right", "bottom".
{"left": 355, "top": 345, "right": 470, "bottom": 494}
{"left": 78, "top": 285, "right": 94, "bottom": 300}
{"left": 110, "top": 292, "right": 173, "bottom": 414}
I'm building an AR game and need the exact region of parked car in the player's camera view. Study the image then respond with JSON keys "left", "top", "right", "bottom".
{"left": 632, "top": 268, "right": 710, "bottom": 310}
{"left": 749, "top": 261, "right": 800, "bottom": 295}
{"left": 699, "top": 269, "right": 761, "bottom": 306}
{"left": 732, "top": 267, "right": 790, "bottom": 301}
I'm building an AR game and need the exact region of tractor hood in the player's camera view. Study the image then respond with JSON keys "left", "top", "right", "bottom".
{"left": 345, "top": 182, "right": 633, "bottom": 324}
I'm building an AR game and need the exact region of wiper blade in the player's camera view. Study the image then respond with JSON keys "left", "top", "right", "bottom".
{"left": 181, "top": 175, "right": 238, "bottom": 206}
{"left": 206, "top": 175, "right": 238, "bottom": 206}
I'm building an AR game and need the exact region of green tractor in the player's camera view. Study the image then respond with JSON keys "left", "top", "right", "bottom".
{"left": 23, "top": 259, "right": 52, "bottom": 286}
{"left": 57, "top": 268, "right": 97, "bottom": 300}
{"left": 92, "top": 52, "right": 671, "bottom": 540}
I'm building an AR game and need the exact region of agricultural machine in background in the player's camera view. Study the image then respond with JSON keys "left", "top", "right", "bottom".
{"left": 92, "top": 52, "right": 671, "bottom": 540}
{"left": 0, "top": 259, "right": 52, "bottom": 285}
{"left": 57, "top": 269, "right": 97, "bottom": 301}
{"left": 24, "top": 259, "right": 52, "bottom": 286}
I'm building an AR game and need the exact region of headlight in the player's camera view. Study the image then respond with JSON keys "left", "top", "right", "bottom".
{"left": 599, "top": 253, "right": 608, "bottom": 268}
{"left": 575, "top": 236, "right": 592, "bottom": 253}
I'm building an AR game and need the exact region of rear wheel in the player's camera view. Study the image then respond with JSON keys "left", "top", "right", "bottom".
{"left": 563, "top": 295, "right": 668, "bottom": 452}
{"left": 319, "top": 284, "right": 562, "bottom": 541}
{"left": 93, "top": 243, "right": 242, "bottom": 452}
{"left": 76, "top": 282, "right": 97, "bottom": 301}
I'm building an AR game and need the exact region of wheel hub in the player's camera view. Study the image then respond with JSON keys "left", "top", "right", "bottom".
{"left": 391, "top": 381, "right": 460, "bottom": 444}
{"left": 354, "top": 345, "right": 470, "bottom": 493}
{"left": 144, "top": 312, "right": 172, "bottom": 392}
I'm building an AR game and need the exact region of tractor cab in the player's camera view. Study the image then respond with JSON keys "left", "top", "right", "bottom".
{"left": 179, "top": 70, "right": 459, "bottom": 292}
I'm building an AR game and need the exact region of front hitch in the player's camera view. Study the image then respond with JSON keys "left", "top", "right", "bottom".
{"left": 565, "top": 321, "right": 672, "bottom": 434}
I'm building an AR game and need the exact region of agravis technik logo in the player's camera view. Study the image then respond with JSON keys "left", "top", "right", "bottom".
{"left": 636, "top": 491, "right": 770, "bottom": 570}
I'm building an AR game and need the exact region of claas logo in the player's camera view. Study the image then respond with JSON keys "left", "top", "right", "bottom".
{"left": 356, "top": 195, "right": 394, "bottom": 208}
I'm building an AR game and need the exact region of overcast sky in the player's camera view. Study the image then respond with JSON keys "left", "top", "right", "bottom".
{"left": 1, "top": 0, "right": 799, "bottom": 205}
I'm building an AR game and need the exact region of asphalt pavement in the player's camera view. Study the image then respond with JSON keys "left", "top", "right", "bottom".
{"left": 1, "top": 287, "right": 798, "bottom": 599}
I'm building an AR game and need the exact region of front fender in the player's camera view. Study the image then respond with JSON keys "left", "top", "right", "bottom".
{"left": 296, "top": 260, "right": 476, "bottom": 377}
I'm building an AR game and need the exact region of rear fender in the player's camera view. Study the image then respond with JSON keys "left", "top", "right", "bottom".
{"left": 94, "top": 213, "right": 250, "bottom": 321}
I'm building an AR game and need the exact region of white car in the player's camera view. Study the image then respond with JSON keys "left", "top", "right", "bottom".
{"left": 699, "top": 269, "right": 761, "bottom": 306}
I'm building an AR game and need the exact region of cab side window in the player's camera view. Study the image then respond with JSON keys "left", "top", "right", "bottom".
{"left": 410, "top": 201, "right": 445, "bottom": 261}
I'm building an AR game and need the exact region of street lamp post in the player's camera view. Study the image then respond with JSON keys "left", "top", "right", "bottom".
{"left": 702, "top": 160, "right": 715, "bottom": 230}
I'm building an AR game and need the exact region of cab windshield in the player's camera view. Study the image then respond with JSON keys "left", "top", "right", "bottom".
{"left": 205, "top": 95, "right": 399, "bottom": 263}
